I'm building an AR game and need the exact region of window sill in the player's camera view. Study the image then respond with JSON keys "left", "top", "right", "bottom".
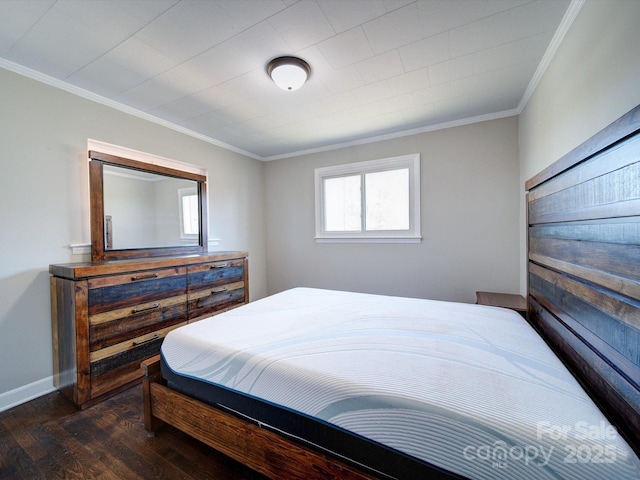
{"left": 315, "top": 236, "right": 422, "bottom": 244}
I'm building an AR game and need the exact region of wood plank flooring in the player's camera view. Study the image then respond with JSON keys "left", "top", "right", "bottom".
{"left": 0, "top": 385, "right": 268, "bottom": 479}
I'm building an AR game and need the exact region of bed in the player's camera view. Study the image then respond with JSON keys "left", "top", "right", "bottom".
{"left": 142, "top": 104, "right": 640, "bottom": 479}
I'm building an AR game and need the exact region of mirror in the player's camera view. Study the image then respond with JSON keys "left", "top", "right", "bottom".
{"left": 89, "top": 151, "right": 208, "bottom": 261}
{"left": 102, "top": 165, "right": 201, "bottom": 250}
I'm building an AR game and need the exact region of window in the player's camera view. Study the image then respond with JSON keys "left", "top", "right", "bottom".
{"left": 315, "top": 154, "right": 421, "bottom": 243}
{"left": 179, "top": 187, "right": 199, "bottom": 239}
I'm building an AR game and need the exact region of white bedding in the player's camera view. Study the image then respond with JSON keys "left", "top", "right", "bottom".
{"left": 161, "top": 288, "right": 640, "bottom": 480}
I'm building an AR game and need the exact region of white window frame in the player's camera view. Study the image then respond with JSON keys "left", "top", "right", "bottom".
{"left": 314, "top": 153, "right": 421, "bottom": 243}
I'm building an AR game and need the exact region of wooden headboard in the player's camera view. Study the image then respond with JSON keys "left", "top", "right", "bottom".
{"left": 526, "top": 105, "right": 640, "bottom": 455}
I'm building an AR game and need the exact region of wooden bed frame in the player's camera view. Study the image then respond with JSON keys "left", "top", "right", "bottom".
{"left": 142, "top": 104, "right": 640, "bottom": 479}
{"left": 526, "top": 104, "right": 640, "bottom": 453}
{"left": 141, "top": 355, "right": 382, "bottom": 480}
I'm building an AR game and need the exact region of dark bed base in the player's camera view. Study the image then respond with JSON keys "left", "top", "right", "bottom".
{"left": 141, "top": 355, "right": 380, "bottom": 480}
{"left": 158, "top": 355, "right": 466, "bottom": 480}
{"left": 141, "top": 355, "right": 467, "bottom": 480}
{"left": 526, "top": 104, "right": 640, "bottom": 454}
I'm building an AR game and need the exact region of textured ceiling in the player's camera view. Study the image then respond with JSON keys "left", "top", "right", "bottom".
{"left": 0, "top": 0, "right": 574, "bottom": 160}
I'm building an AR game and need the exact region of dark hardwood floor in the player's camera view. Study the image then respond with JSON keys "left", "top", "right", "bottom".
{"left": 0, "top": 385, "right": 268, "bottom": 479}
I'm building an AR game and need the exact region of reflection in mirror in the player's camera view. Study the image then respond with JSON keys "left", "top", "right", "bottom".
{"left": 103, "top": 165, "right": 201, "bottom": 250}
{"left": 89, "top": 150, "right": 208, "bottom": 261}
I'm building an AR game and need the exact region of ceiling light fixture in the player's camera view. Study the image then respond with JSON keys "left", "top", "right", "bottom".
{"left": 266, "top": 56, "right": 310, "bottom": 91}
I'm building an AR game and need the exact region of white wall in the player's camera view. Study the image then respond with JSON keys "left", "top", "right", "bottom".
{"left": 264, "top": 116, "right": 520, "bottom": 303}
{"left": 518, "top": 0, "right": 640, "bottom": 292}
{"left": 103, "top": 173, "right": 155, "bottom": 248}
{"left": 0, "top": 68, "right": 266, "bottom": 407}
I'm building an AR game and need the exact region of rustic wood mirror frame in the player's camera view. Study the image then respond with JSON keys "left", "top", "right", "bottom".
{"left": 89, "top": 150, "right": 208, "bottom": 262}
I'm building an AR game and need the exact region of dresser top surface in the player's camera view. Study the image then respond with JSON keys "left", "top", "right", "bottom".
{"left": 50, "top": 251, "right": 248, "bottom": 280}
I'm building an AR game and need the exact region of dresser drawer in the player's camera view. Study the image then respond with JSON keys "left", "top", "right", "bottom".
{"left": 88, "top": 267, "right": 187, "bottom": 315}
{"left": 89, "top": 294, "right": 187, "bottom": 351}
{"left": 187, "top": 282, "right": 246, "bottom": 321}
{"left": 187, "top": 259, "right": 246, "bottom": 320}
{"left": 187, "top": 259, "right": 245, "bottom": 290}
{"left": 89, "top": 322, "right": 186, "bottom": 397}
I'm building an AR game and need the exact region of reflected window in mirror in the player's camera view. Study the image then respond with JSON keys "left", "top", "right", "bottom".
{"left": 179, "top": 187, "right": 199, "bottom": 240}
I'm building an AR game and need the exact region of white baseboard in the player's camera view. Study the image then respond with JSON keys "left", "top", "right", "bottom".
{"left": 0, "top": 376, "right": 56, "bottom": 412}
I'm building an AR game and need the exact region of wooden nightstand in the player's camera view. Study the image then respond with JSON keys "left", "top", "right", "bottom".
{"left": 475, "top": 291, "right": 526, "bottom": 318}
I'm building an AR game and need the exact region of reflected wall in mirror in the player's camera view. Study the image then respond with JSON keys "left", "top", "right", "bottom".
{"left": 103, "top": 165, "right": 200, "bottom": 249}
{"left": 89, "top": 151, "right": 208, "bottom": 261}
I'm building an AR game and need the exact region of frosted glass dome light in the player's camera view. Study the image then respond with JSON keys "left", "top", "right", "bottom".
{"left": 267, "top": 56, "right": 310, "bottom": 91}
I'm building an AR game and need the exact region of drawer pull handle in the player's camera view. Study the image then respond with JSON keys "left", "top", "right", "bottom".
{"left": 131, "top": 273, "right": 159, "bottom": 281}
{"left": 211, "top": 287, "right": 228, "bottom": 294}
{"left": 131, "top": 303, "right": 159, "bottom": 314}
{"left": 210, "top": 263, "right": 228, "bottom": 269}
{"left": 133, "top": 333, "right": 160, "bottom": 347}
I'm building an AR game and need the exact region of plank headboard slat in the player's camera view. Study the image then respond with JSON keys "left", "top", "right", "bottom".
{"left": 527, "top": 104, "right": 640, "bottom": 455}
{"left": 528, "top": 297, "right": 640, "bottom": 433}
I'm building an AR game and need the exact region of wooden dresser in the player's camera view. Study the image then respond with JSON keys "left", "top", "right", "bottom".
{"left": 50, "top": 251, "right": 248, "bottom": 409}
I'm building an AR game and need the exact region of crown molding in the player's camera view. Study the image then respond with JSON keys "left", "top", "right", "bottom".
{"left": 262, "top": 109, "right": 520, "bottom": 161}
{"left": 0, "top": 58, "right": 262, "bottom": 160}
{"left": 1, "top": 0, "right": 582, "bottom": 164}
{"left": 517, "top": 0, "right": 584, "bottom": 113}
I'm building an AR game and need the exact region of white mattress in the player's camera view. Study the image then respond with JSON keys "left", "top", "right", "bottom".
{"left": 161, "top": 288, "right": 640, "bottom": 480}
